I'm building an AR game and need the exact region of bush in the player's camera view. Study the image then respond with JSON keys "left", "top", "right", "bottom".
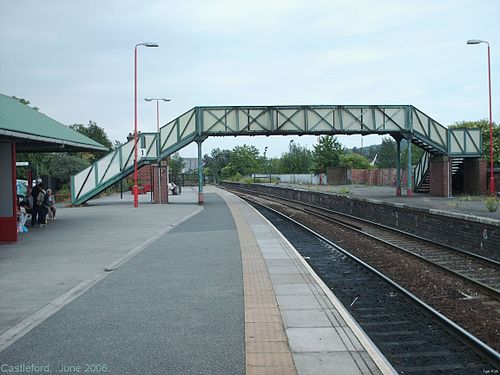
{"left": 242, "top": 177, "right": 254, "bottom": 185}
{"left": 227, "top": 173, "right": 242, "bottom": 182}
{"left": 484, "top": 197, "right": 498, "bottom": 212}
{"left": 56, "top": 184, "right": 70, "bottom": 195}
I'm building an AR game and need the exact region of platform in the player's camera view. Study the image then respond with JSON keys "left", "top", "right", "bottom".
{"left": 266, "top": 183, "right": 500, "bottom": 222}
{"left": 0, "top": 187, "right": 394, "bottom": 374}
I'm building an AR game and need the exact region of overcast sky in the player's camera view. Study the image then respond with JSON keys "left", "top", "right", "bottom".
{"left": 1, "top": 0, "right": 498, "bottom": 158}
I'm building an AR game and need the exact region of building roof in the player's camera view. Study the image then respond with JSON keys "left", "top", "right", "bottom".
{"left": 0, "top": 94, "right": 108, "bottom": 152}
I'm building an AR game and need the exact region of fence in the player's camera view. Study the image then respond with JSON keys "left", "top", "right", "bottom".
{"left": 252, "top": 174, "right": 328, "bottom": 185}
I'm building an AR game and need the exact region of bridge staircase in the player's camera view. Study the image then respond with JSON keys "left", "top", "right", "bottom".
{"left": 71, "top": 133, "right": 160, "bottom": 205}
{"left": 71, "top": 109, "right": 199, "bottom": 205}
{"left": 413, "top": 153, "right": 465, "bottom": 194}
{"left": 410, "top": 107, "right": 480, "bottom": 192}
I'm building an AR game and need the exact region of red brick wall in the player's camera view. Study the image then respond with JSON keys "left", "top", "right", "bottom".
{"left": 463, "top": 158, "right": 487, "bottom": 194}
{"left": 152, "top": 161, "right": 169, "bottom": 204}
{"left": 326, "top": 167, "right": 348, "bottom": 185}
{"left": 126, "top": 166, "right": 152, "bottom": 186}
{"left": 429, "top": 155, "right": 450, "bottom": 197}
{"left": 351, "top": 168, "right": 402, "bottom": 186}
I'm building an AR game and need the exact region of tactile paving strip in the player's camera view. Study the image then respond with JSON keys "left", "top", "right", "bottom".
{"left": 220, "top": 192, "right": 297, "bottom": 375}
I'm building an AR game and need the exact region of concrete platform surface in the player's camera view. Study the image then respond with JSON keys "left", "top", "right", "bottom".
{"left": 0, "top": 186, "right": 393, "bottom": 375}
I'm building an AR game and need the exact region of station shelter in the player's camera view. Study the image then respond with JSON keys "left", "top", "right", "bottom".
{"left": 0, "top": 94, "right": 107, "bottom": 242}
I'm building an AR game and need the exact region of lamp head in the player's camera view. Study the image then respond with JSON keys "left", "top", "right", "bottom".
{"left": 145, "top": 98, "right": 171, "bottom": 102}
{"left": 467, "top": 39, "right": 486, "bottom": 45}
{"left": 143, "top": 42, "right": 159, "bottom": 47}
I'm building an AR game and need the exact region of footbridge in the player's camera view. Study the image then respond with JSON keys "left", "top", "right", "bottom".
{"left": 71, "top": 105, "right": 481, "bottom": 205}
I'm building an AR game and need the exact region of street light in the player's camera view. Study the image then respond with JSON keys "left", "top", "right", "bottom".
{"left": 145, "top": 98, "right": 171, "bottom": 204}
{"left": 263, "top": 146, "right": 268, "bottom": 179}
{"left": 144, "top": 98, "right": 171, "bottom": 132}
{"left": 467, "top": 39, "right": 495, "bottom": 195}
{"left": 133, "top": 42, "right": 159, "bottom": 208}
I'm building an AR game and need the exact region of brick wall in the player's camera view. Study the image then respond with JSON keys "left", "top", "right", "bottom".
{"left": 223, "top": 182, "right": 499, "bottom": 261}
{"left": 151, "top": 162, "right": 169, "bottom": 204}
{"left": 350, "top": 168, "right": 408, "bottom": 187}
{"left": 326, "top": 167, "right": 347, "bottom": 185}
{"left": 429, "top": 155, "right": 451, "bottom": 197}
{"left": 463, "top": 158, "right": 487, "bottom": 194}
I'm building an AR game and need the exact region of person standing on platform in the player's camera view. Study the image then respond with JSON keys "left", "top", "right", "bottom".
{"left": 36, "top": 185, "right": 48, "bottom": 227}
{"left": 30, "top": 178, "right": 43, "bottom": 227}
{"left": 44, "top": 189, "right": 56, "bottom": 220}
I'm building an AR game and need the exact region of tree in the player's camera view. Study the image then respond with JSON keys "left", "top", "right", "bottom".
{"left": 70, "top": 121, "right": 112, "bottom": 163}
{"left": 169, "top": 152, "right": 185, "bottom": 176}
{"left": 352, "top": 144, "right": 379, "bottom": 162}
{"left": 449, "top": 120, "right": 499, "bottom": 165}
{"left": 312, "top": 135, "right": 345, "bottom": 173}
{"left": 375, "top": 137, "right": 423, "bottom": 168}
{"left": 46, "top": 154, "right": 90, "bottom": 183}
{"left": 280, "top": 142, "right": 313, "bottom": 173}
{"left": 267, "top": 158, "right": 282, "bottom": 174}
{"left": 16, "top": 153, "right": 51, "bottom": 179}
{"left": 376, "top": 138, "right": 397, "bottom": 168}
{"left": 221, "top": 144, "right": 260, "bottom": 179}
{"left": 339, "top": 153, "right": 373, "bottom": 169}
{"left": 203, "top": 148, "right": 232, "bottom": 184}
{"left": 400, "top": 141, "right": 424, "bottom": 166}
{"left": 70, "top": 121, "right": 112, "bottom": 148}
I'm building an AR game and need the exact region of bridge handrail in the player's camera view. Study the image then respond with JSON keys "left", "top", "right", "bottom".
{"left": 414, "top": 151, "right": 430, "bottom": 192}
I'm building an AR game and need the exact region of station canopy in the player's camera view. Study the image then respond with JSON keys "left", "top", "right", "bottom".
{"left": 0, "top": 94, "right": 108, "bottom": 152}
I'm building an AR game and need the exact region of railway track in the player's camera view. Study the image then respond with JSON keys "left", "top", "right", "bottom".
{"left": 225, "top": 187, "right": 500, "bottom": 372}
{"left": 232, "top": 187, "right": 500, "bottom": 295}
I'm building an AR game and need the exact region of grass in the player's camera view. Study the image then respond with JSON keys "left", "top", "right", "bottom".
{"left": 339, "top": 187, "right": 351, "bottom": 195}
{"left": 457, "top": 195, "right": 483, "bottom": 202}
{"left": 446, "top": 201, "right": 461, "bottom": 209}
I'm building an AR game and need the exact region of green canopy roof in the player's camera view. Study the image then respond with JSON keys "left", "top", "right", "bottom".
{"left": 0, "top": 94, "right": 108, "bottom": 152}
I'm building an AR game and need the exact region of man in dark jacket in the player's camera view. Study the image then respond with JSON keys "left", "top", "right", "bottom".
{"left": 30, "top": 178, "right": 42, "bottom": 227}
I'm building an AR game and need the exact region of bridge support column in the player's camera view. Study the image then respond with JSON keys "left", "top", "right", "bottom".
{"left": 197, "top": 141, "right": 204, "bottom": 204}
{"left": 152, "top": 160, "right": 168, "bottom": 204}
{"left": 463, "top": 158, "right": 487, "bottom": 195}
{"left": 406, "top": 138, "right": 413, "bottom": 197}
{"left": 429, "top": 155, "right": 451, "bottom": 197}
{"left": 396, "top": 138, "right": 401, "bottom": 196}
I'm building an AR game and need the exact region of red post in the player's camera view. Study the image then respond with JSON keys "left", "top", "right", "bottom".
{"left": 487, "top": 45, "right": 495, "bottom": 195}
{"left": 133, "top": 45, "right": 139, "bottom": 208}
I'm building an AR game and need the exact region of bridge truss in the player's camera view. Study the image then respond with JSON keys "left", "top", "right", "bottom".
{"left": 72, "top": 105, "right": 481, "bottom": 205}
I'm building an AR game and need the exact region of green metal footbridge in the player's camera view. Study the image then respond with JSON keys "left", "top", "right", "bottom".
{"left": 71, "top": 105, "right": 481, "bottom": 205}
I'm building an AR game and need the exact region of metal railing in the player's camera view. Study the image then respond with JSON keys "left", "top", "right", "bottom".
{"left": 414, "top": 151, "right": 430, "bottom": 193}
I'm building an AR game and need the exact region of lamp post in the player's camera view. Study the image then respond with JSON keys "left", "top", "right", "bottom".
{"left": 145, "top": 98, "right": 171, "bottom": 204}
{"left": 133, "top": 42, "right": 159, "bottom": 208}
{"left": 467, "top": 39, "right": 495, "bottom": 195}
{"left": 264, "top": 146, "right": 268, "bottom": 180}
